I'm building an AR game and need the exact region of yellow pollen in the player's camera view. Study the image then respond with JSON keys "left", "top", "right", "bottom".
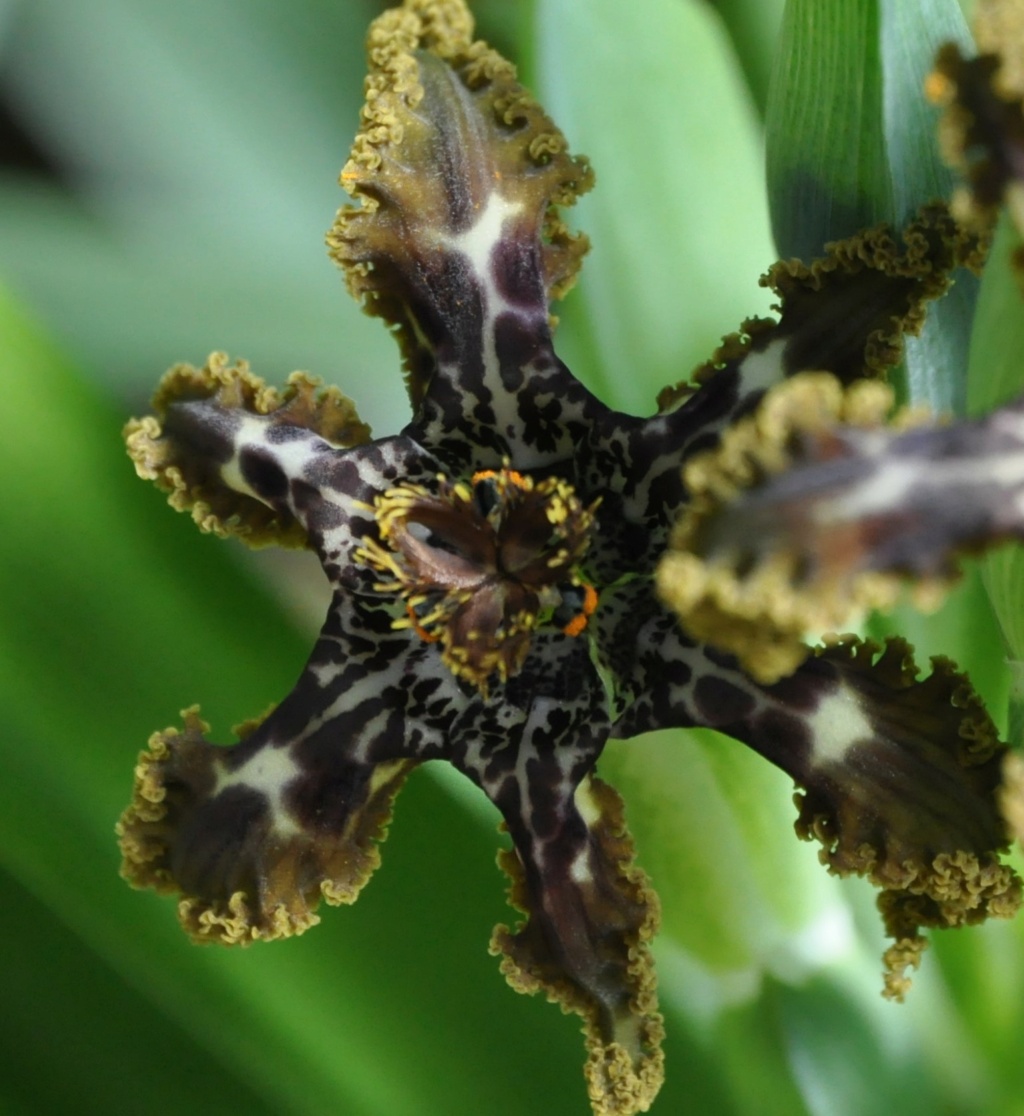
{"left": 924, "top": 70, "right": 952, "bottom": 104}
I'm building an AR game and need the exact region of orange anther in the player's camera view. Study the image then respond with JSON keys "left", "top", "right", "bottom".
{"left": 406, "top": 604, "right": 440, "bottom": 643}
{"left": 471, "top": 467, "right": 528, "bottom": 488}
{"left": 562, "top": 612, "right": 589, "bottom": 638}
{"left": 562, "top": 584, "right": 598, "bottom": 638}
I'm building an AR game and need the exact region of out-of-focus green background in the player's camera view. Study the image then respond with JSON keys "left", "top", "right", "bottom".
{"left": 4, "top": 1, "right": 1024, "bottom": 1113}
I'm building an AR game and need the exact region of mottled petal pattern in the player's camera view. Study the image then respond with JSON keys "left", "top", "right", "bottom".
{"left": 660, "top": 370, "right": 1024, "bottom": 683}
{"left": 491, "top": 775, "right": 663, "bottom": 1116}
{"left": 326, "top": 0, "right": 597, "bottom": 468}
{"left": 117, "top": 3, "right": 1024, "bottom": 1114}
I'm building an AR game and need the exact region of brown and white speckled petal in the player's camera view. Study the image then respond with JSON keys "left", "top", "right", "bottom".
{"left": 490, "top": 774, "right": 663, "bottom": 1116}
{"left": 660, "top": 372, "right": 1024, "bottom": 683}
{"left": 117, "top": 707, "right": 416, "bottom": 943}
{"left": 326, "top": 0, "right": 599, "bottom": 469}
{"left": 118, "top": 593, "right": 469, "bottom": 943}
{"left": 125, "top": 352, "right": 373, "bottom": 549}
{"left": 657, "top": 204, "right": 982, "bottom": 419}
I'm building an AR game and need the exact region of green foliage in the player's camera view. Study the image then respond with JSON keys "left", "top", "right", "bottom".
{"left": 2, "top": 1, "right": 1024, "bottom": 1113}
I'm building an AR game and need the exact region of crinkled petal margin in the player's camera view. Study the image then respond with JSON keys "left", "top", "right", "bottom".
{"left": 490, "top": 775, "right": 664, "bottom": 1116}
{"left": 659, "top": 367, "right": 1024, "bottom": 684}
{"left": 658, "top": 204, "right": 984, "bottom": 411}
{"left": 788, "top": 638, "right": 1022, "bottom": 1000}
{"left": 657, "top": 373, "right": 929, "bottom": 683}
{"left": 327, "top": 0, "right": 593, "bottom": 409}
{"left": 125, "top": 352, "right": 371, "bottom": 547}
{"left": 116, "top": 707, "right": 413, "bottom": 944}
{"left": 930, "top": 0, "right": 1024, "bottom": 238}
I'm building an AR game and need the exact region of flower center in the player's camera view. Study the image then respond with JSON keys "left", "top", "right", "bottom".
{"left": 357, "top": 466, "right": 599, "bottom": 693}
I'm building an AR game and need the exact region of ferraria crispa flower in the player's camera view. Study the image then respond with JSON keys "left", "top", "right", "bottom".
{"left": 117, "top": 2, "right": 1024, "bottom": 1112}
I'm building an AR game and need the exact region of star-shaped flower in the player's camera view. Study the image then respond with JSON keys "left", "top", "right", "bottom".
{"left": 117, "top": 3, "right": 1024, "bottom": 1113}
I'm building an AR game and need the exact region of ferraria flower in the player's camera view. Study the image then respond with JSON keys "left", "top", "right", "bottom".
{"left": 117, "top": 2, "right": 1024, "bottom": 1112}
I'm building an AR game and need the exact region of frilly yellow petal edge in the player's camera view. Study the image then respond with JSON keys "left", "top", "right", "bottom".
{"left": 658, "top": 205, "right": 984, "bottom": 411}
{"left": 327, "top": 0, "right": 594, "bottom": 407}
{"left": 116, "top": 707, "right": 412, "bottom": 945}
{"left": 929, "top": 0, "right": 1024, "bottom": 237}
{"left": 490, "top": 776, "right": 664, "bottom": 1116}
{"left": 657, "top": 373, "right": 945, "bottom": 684}
{"left": 124, "top": 351, "right": 371, "bottom": 548}
{"left": 797, "top": 637, "right": 1020, "bottom": 1001}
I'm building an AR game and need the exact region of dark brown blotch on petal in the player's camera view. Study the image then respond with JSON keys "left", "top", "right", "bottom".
{"left": 116, "top": 707, "right": 414, "bottom": 945}
{"left": 125, "top": 352, "right": 370, "bottom": 548}
{"left": 786, "top": 638, "right": 1020, "bottom": 999}
{"left": 491, "top": 775, "right": 664, "bottom": 1116}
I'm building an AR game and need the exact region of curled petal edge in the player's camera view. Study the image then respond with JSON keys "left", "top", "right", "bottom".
{"left": 787, "top": 637, "right": 1021, "bottom": 1000}
{"left": 124, "top": 352, "right": 370, "bottom": 548}
{"left": 658, "top": 205, "right": 984, "bottom": 410}
{"left": 327, "top": 0, "right": 593, "bottom": 408}
{"left": 657, "top": 373, "right": 944, "bottom": 683}
{"left": 116, "top": 707, "right": 411, "bottom": 945}
{"left": 489, "top": 776, "right": 664, "bottom": 1116}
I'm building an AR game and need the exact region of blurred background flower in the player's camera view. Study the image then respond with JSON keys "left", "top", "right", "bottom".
{"left": 3, "top": 0, "right": 1023, "bottom": 1113}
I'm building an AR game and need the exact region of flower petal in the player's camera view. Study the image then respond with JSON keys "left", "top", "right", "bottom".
{"left": 126, "top": 354, "right": 444, "bottom": 590}
{"left": 613, "top": 622, "right": 1020, "bottom": 999}
{"left": 659, "top": 371, "right": 1024, "bottom": 682}
{"left": 117, "top": 596, "right": 467, "bottom": 942}
{"left": 931, "top": 1, "right": 1024, "bottom": 238}
{"left": 489, "top": 770, "right": 663, "bottom": 1116}
{"left": 125, "top": 352, "right": 372, "bottom": 549}
{"left": 656, "top": 204, "right": 981, "bottom": 420}
{"left": 326, "top": 0, "right": 598, "bottom": 468}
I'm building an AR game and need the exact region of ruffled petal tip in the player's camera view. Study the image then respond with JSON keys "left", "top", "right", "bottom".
{"left": 326, "top": 0, "right": 593, "bottom": 406}
{"left": 659, "top": 367, "right": 1024, "bottom": 684}
{"left": 784, "top": 638, "right": 1022, "bottom": 999}
{"left": 116, "top": 707, "right": 412, "bottom": 944}
{"left": 929, "top": 2, "right": 1024, "bottom": 238}
{"left": 489, "top": 776, "right": 664, "bottom": 1116}
{"left": 658, "top": 204, "right": 982, "bottom": 411}
{"left": 657, "top": 373, "right": 922, "bottom": 683}
{"left": 125, "top": 351, "right": 370, "bottom": 547}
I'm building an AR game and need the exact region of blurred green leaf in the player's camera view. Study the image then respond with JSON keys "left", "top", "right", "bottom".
{"left": 603, "top": 731, "right": 832, "bottom": 973}
{"left": 535, "top": 0, "right": 776, "bottom": 416}
{"left": 968, "top": 214, "right": 1024, "bottom": 732}
{"left": 766, "top": 0, "right": 976, "bottom": 413}
{"left": 702, "top": 0, "right": 787, "bottom": 117}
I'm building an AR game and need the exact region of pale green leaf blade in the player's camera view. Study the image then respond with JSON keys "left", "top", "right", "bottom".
{"left": 535, "top": 0, "right": 776, "bottom": 415}
{"left": 766, "top": 0, "right": 976, "bottom": 412}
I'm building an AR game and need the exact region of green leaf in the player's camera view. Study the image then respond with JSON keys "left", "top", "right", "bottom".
{"left": 703, "top": 0, "right": 787, "bottom": 117}
{"left": 966, "top": 214, "right": 1024, "bottom": 721}
{"left": 602, "top": 731, "right": 833, "bottom": 974}
{"left": 766, "top": 0, "right": 976, "bottom": 413}
{"left": 534, "top": 0, "right": 776, "bottom": 415}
